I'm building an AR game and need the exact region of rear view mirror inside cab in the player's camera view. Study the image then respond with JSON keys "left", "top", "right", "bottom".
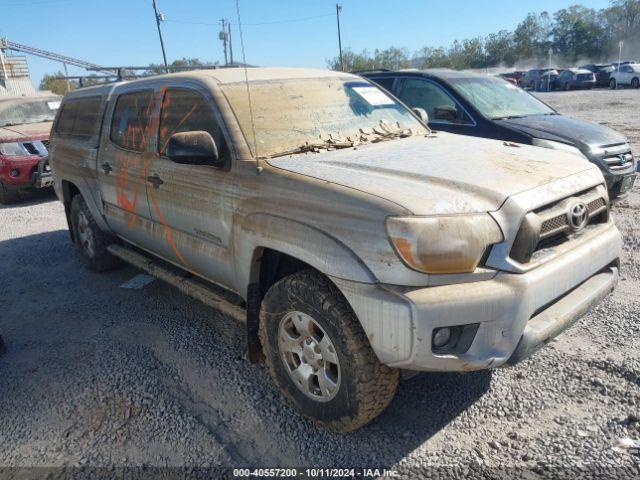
{"left": 166, "top": 131, "right": 223, "bottom": 167}
{"left": 434, "top": 105, "right": 458, "bottom": 122}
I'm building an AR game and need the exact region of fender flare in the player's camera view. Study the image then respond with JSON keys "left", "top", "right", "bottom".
{"left": 61, "top": 178, "right": 112, "bottom": 239}
{"left": 234, "top": 213, "right": 376, "bottom": 299}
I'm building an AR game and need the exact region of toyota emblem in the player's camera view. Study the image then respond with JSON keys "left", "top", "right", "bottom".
{"left": 568, "top": 202, "right": 589, "bottom": 231}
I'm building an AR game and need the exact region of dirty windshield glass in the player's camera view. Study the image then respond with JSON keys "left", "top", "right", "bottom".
{"left": 449, "top": 77, "right": 554, "bottom": 119}
{"left": 0, "top": 97, "right": 61, "bottom": 127}
{"left": 221, "top": 77, "right": 427, "bottom": 157}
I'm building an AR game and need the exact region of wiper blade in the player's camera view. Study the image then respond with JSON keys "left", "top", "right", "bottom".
{"left": 267, "top": 140, "right": 355, "bottom": 159}
{"left": 492, "top": 114, "right": 528, "bottom": 120}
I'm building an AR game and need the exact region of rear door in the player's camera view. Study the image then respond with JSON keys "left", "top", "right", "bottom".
{"left": 97, "top": 87, "right": 158, "bottom": 249}
{"left": 146, "top": 85, "right": 236, "bottom": 287}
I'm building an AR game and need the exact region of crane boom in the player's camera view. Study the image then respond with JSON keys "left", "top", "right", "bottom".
{"left": 0, "top": 38, "right": 115, "bottom": 74}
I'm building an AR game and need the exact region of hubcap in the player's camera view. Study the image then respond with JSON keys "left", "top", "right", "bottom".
{"left": 77, "top": 211, "right": 95, "bottom": 257}
{"left": 278, "top": 311, "right": 341, "bottom": 402}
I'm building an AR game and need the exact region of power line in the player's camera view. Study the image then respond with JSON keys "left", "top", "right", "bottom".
{"left": 165, "top": 13, "right": 333, "bottom": 27}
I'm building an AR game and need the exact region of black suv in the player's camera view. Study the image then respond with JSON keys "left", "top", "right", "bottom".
{"left": 361, "top": 69, "right": 637, "bottom": 197}
{"left": 580, "top": 64, "right": 615, "bottom": 87}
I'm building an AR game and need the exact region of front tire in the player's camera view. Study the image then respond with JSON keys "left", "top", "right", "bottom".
{"left": 632, "top": 78, "right": 639, "bottom": 89}
{"left": 69, "top": 195, "right": 120, "bottom": 272}
{"left": 259, "top": 270, "right": 399, "bottom": 432}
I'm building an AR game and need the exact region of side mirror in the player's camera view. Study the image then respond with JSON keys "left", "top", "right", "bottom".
{"left": 412, "top": 107, "right": 429, "bottom": 125}
{"left": 166, "top": 131, "right": 222, "bottom": 167}
{"left": 434, "top": 105, "right": 458, "bottom": 122}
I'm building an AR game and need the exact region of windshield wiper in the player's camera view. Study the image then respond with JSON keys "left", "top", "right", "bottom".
{"left": 492, "top": 114, "right": 529, "bottom": 120}
{"left": 267, "top": 139, "right": 355, "bottom": 159}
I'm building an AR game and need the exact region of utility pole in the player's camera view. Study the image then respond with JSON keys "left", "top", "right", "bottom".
{"left": 618, "top": 40, "right": 624, "bottom": 71}
{"left": 219, "top": 19, "right": 229, "bottom": 65}
{"left": 228, "top": 23, "right": 234, "bottom": 65}
{"left": 152, "top": 0, "right": 169, "bottom": 73}
{"left": 336, "top": 4, "right": 344, "bottom": 71}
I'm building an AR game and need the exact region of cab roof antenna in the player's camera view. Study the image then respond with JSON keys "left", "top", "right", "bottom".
{"left": 235, "top": 0, "right": 260, "bottom": 173}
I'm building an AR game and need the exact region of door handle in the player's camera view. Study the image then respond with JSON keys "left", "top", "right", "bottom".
{"left": 101, "top": 162, "right": 112, "bottom": 174}
{"left": 147, "top": 175, "right": 164, "bottom": 188}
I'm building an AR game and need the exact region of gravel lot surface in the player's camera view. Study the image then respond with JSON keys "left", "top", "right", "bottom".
{"left": 0, "top": 89, "right": 639, "bottom": 478}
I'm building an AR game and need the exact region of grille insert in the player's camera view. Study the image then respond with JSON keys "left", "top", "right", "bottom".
{"left": 511, "top": 187, "right": 608, "bottom": 264}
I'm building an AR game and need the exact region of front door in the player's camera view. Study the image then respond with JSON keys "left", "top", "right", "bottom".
{"left": 146, "top": 86, "right": 235, "bottom": 287}
{"left": 97, "top": 88, "right": 160, "bottom": 249}
{"left": 396, "top": 78, "right": 477, "bottom": 137}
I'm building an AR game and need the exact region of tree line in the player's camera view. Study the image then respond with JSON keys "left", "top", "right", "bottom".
{"left": 327, "top": 0, "right": 640, "bottom": 71}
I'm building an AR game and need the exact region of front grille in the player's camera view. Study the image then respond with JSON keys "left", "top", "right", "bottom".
{"left": 41, "top": 140, "right": 50, "bottom": 151}
{"left": 511, "top": 187, "right": 608, "bottom": 264}
{"left": 540, "top": 197, "right": 607, "bottom": 236}
{"left": 540, "top": 215, "right": 568, "bottom": 235}
{"left": 22, "top": 142, "right": 39, "bottom": 155}
{"left": 577, "top": 74, "right": 594, "bottom": 81}
{"left": 604, "top": 152, "right": 634, "bottom": 171}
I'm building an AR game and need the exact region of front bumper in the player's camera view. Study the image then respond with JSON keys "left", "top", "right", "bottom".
{"left": 31, "top": 157, "right": 53, "bottom": 189}
{"left": 333, "top": 221, "right": 621, "bottom": 372}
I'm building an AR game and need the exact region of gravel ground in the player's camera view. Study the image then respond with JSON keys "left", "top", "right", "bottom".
{"left": 0, "top": 89, "right": 639, "bottom": 478}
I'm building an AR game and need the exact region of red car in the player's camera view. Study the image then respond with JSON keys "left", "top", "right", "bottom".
{"left": 0, "top": 94, "right": 60, "bottom": 204}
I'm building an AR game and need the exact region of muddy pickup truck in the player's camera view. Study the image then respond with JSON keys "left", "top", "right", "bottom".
{"left": 0, "top": 94, "right": 60, "bottom": 204}
{"left": 48, "top": 68, "right": 621, "bottom": 432}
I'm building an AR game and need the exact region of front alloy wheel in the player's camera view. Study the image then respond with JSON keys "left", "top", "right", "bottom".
{"left": 260, "top": 270, "right": 399, "bottom": 432}
{"left": 278, "top": 311, "right": 341, "bottom": 402}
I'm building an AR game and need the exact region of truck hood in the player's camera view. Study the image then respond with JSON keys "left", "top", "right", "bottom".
{"left": 267, "top": 133, "right": 598, "bottom": 215}
{"left": 495, "top": 114, "right": 627, "bottom": 152}
{"left": 0, "top": 122, "right": 52, "bottom": 141}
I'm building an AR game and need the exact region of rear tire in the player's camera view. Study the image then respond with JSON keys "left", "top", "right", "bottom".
{"left": 259, "top": 270, "right": 399, "bottom": 432}
{"left": 69, "top": 194, "right": 120, "bottom": 272}
{"left": 632, "top": 78, "right": 639, "bottom": 89}
{"left": 610, "top": 79, "right": 617, "bottom": 89}
{"left": 0, "top": 181, "right": 23, "bottom": 205}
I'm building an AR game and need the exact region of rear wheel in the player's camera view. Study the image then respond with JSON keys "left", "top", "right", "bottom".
{"left": 0, "top": 181, "right": 23, "bottom": 205}
{"left": 259, "top": 270, "right": 399, "bottom": 432}
{"left": 632, "top": 78, "right": 639, "bottom": 89}
{"left": 610, "top": 78, "right": 617, "bottom": 89}
{"left": 69, "top": 195, "right": 120, "bottom": 272}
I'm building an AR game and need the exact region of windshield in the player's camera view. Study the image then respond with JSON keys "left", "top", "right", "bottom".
{"left": 0, "top": 96, "right": 61, "bottom": 127}
{"left": 221, "top": 77, "right": 427, "bottom": 158}
{"left": 449, "top": 76, "right": 555, "bottom": 119}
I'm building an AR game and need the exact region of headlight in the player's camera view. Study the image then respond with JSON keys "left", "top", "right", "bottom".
{"left": 532, "top": 138, "right": 586, "bottom": 158}
{"left": 386, "top": 214, "right": 503, "bottom": 274}
{"left": 0, "top": 142, "right": 26, "bottom": 157}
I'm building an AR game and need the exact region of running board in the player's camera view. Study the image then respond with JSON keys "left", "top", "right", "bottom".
{"left": 107, "top": 244, "right": 246, "bottom": 322}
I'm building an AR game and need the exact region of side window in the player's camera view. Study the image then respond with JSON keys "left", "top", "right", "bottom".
{"left": 55, "top": 96, "right": 102, "bottom": 140}
{"left": 370, "top": 77, "right": 395, "bottom": 93}
{"left": 110, "top": 90, "right": 155, "bottom": 152}
{"left": 158, "top": 88, "right": 229, "bottom": 161}
{"left": 398, "top": 79, "right": 471, "bottom": 125}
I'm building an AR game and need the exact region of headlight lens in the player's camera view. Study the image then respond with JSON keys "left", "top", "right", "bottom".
{"left": 0, "top": 142, "right": 26, "bottom": 157}
{"left": 386, "top": 214, "right": 503, "bottom": 274}
{"left": 532, "top": 138, "right": 586, "bottom": 158}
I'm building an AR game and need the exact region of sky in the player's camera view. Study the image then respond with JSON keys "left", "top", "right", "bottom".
{"left": 0, "top": 0, "right": 613, "bottom": 88}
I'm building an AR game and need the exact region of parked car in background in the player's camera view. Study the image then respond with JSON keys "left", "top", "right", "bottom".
{"left": 538, "top": 69, "right": 561, "bottom": 91}
{"left": 498, "top": 71, "right": 525, "bottom": 86}
{"left": 580, "top": 64, "right": 615, "bottom": 87}
{"left": 611, "top": 61, "right": 638, "bottom": 70}
{"left": 609, "top": 63, "right": 640, "bottom": 89}
{"left": 555, "top": 68, "right": 596, "bottom": 90}
{"left": 362, "top": 69, "right": 637, "bottom": 197}
{"left": 50, "top": 67, "right": 621, "bottom": 431}
{"left": 0, "top": 94, "right": 60, "bottom": 204}
{"left": 520, "top": 68, "right": 556, "bottom": 90}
